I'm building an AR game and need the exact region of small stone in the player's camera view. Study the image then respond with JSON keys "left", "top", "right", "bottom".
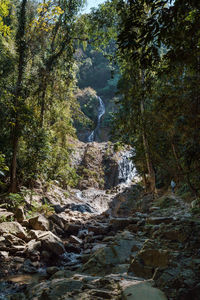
{"left": 46, "top": 266, "right": 60, "bottom": 275}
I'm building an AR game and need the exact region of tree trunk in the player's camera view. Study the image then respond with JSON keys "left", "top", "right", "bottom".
{"left": 140, "top": 70, "right": 156, "bottom": 194}
{"left": 9, "top": 0, "right": 27, "bottom": 192}
{"left": 10, "top": 130, "right": 18, "bottom": 193}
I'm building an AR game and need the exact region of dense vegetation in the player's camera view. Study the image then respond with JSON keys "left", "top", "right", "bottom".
{"left": 0, "top": 0, "right": 200, "bottom": 200}
{"left": 113, "top": 0, "right": 200, "bottom": 196}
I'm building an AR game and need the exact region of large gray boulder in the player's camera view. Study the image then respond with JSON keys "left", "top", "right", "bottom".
{"left": 120, "top": 279, "right": 167, "bottom": 300}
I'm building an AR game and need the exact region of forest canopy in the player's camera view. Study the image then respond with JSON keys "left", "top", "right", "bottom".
{"left": 0, "top": 0, "right": 199, "bottom": 197}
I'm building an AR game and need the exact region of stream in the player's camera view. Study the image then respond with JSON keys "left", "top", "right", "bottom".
{"left": 0, "top": 145, "right": 138, "bottom": 299}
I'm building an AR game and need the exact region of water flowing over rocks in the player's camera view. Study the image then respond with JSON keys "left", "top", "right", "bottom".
{"left": 88, "top": 96, "right": 105, "bottom": 142}
{"left": 0, "top": 142, "right": 200, "bottom": 299}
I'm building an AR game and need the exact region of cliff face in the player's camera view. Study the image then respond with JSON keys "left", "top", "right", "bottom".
{"left": 73, "top": 142, "right": 131, "bottom": 190}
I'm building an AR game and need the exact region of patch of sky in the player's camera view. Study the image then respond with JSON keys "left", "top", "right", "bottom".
{"left": 82, "top": 0, "right": 106, "bottom": 14}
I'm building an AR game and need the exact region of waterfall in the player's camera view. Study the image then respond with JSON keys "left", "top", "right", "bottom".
{"left": 88, "top": 96, "right": 105, "bottom": 142}
{"left": 118, "top": 150, "right": 137, "bottom": 184}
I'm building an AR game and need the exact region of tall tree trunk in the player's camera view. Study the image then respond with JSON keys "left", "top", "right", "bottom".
{"left": 9, "top": 0, "right": 27, "bottom": 192}
{"left": 140, "top": 70, "right": 156, "bottom": 194}
{"left": 10, "top": 129, "right": 18, "bottom": 193}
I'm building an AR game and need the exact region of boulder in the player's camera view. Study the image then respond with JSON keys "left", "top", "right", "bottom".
{"left": 29, "top": 215, "right": 49, "bottom": 231}
{"left": 119, "top": 279, "right": 167, "bottom": 300}
{"left": 81, "top": 231, "right": 141, "bottom": 275}
{"left": 128, "top": 240, "right": 170, "bottom": 279}
{"left": 38, "top": 231, "right": 65, "bottom": 256}
{"left": 27, "top": 278, "right": 83, "bottom": 299}
{"left": 0, "top": 222, "right": 27, "bottom": 240}
{"left": 138, "top": 249, "right": 169, "bottom": 268}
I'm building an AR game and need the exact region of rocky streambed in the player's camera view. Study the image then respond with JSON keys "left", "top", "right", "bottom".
{"left": 0, "top": 142, "right": 200, "bottom": 299}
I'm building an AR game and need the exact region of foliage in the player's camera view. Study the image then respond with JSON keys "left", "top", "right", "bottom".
{"left": 27, "top": 199, "right": 54, "bottom": 218}
{"left": 7, "top": 192, "right": 25, "bottom": 209}
{"left": 0, "top": 0, "right": 87, "bottom": 192}
{"left": 0, "top": 0, "right": 10, "bottom": 36}
{"left": 112, "top": 0, "right": 200, "bottom": 195}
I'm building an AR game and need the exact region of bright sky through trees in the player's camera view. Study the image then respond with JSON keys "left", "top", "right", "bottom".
{"left": 83, "top": 0, "right": 106, "bottom": 13}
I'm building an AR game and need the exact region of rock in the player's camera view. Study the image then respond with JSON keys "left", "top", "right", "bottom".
{"left": 110, "top": 217, "right": 140, "bottom": 231}
{"left": 13, "top": 256, "right": 25, "bottom": 263}
{"left": 0, "top": 251, "right": 9, "bottom": 259}
{"left": 29, "top": 215, "right": 49, "bottom": 231}
{"left": 46, "top": 266, "right": 60, "bottom": 275}
{"left": 64, "top": 243, "right": 82, "bottom": 254}
{"left": 3, "top": 233, "right": 26, "bottom": 246}
{"left": 81, "top": 231, "right": 140, "bottom": 275}
{"left": 26, "top": 239, "right": 41, "bottom": 254}
{"left": 38, "top": 231, "right": 65, "bottom": 256}
{"left": 138, "top": 249, "right": 169, "bottom": 268}
{"left": 128, "top": 240, "right": 170, "bottom": 279}
{"left": 147, "top": 217, "right": 174, "bottom": 225}
{"left": 88, "top": 224, "right": 109, "bottom": 235}
{"left": 15, "top": 206, "right": 25, "bottom": 223}
{"left": 66, "top": 203, "right": 94, "bottom": 213}
{"left": 161, "top": 228, "right": 188, "bottom": 242}
{"left": 92, "top": 243, "right": 107, "bottom": 252}
{"left": 119, "top": 279, "right": 168, "bottom": 300}
{"left": 69, "top": 235, "right": 83, "bottom": 244}
{"left": 0, "top": 209, "right": 14, "bottom": 221}
{"left": 27, "top": 278, "right": 83, "bottom": 299}
{"left": 49, "top": 214, "right": 65, "bottom": 230}
{"left": 0, "top": 222, "right": 27, "bottom": 240}
{"left": 51, "top": 270, "right": 74, "bottom": 279}
{"left": 65, "top": 223, "right": 82, "bottom": 235}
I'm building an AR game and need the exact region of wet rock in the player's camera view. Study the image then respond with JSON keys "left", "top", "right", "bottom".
{"left": 0, "top": 222, "right": 27, "bottom": 240}
{"left": 20, "top": 259, "right": 38, "bottom": 273}
{"left": 66, "top": 203, "right": 94, "bottom": 213}
{"left": 29, "top": 215, "right": 49, "bottom": 231}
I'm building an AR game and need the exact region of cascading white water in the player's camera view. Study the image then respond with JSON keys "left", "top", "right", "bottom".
{"left": 118, "top": 150, "right": 137, "bottom": 184}
{"left": 88, "top": 96, "right": 105, "bottom": 142}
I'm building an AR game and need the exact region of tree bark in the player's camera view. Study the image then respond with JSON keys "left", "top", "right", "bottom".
{"left": 9, "top": 0, "right": 27, "bottom": 192}
{"left": 140, "top": 70, "right": 156, "bottom": 194}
